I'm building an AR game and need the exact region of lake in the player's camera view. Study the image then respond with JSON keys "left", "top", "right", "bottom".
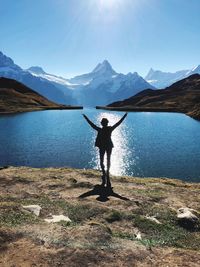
{"left": 0, "top": 109, "right": 200, "bottom": 182}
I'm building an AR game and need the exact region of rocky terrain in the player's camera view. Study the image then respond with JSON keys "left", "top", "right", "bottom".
{"left": 0, "top": 166, "right": 199, "bottom": 266}
{"left": 0, "top": 77, "right": 82, "bottom": 114}
{"left": 104, "top": 74, "right": 200, "bottom": 120}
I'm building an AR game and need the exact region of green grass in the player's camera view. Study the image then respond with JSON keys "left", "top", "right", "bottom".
{"left": 110, "top": 204, "right": 200, "bottom": 250}
{"left": 0, "top": 195, "right": 107, "bottom": 225}
{"left": 0, "top": 207, "right": 40, "bottom": 227}
{"left": 70, "top": 181, "right": 93, "bottom": 189}
{"left": 112, "top": 231, "right": 135, "bottom": 241}
{"left": 132, "top": 214, "right": 200, "bottom": 250}
{"left": 104, "top": 210, "right": 123, "bottom": 223}
{"left": 21, "top": 195, "right": 106, "bottom": 223}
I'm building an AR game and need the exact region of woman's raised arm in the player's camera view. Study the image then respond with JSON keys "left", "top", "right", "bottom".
{"left": 82, "top": 114, "right": 100, "bottom": 131}
{"left": 111, "top": 113, "right": 128, "bottom": 131}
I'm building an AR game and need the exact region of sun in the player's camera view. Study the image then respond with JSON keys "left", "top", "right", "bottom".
{"left": 99, "top": 0, "right": 122, "bottom": 10}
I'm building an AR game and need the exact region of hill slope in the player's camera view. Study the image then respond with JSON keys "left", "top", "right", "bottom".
{"left": 107, "top": 74, "right": 200, "bottom": 120}
{"left": 0, "top": 77, "right": 77, "bottom": 113}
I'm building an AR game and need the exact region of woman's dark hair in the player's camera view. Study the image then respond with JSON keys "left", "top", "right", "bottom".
{"left": 101, "top": 118, "right": 109, "bottom": 126}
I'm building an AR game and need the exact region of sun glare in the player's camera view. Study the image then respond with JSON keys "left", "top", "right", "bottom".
{"left": 99, "top": 0, "right": 121, "bottom": 9}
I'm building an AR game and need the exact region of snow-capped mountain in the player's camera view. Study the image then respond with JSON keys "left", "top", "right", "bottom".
{"left": 27, "top": 66, "right": 73, "bottom": 88}
{"left": 0, "top": 52, "right": 21, "bottom": 72}
{"left": 0, "top": 52, "right": 73, "bottom": 104}
{"left": 145, "top": 66, "right": 200, "bottom": 88}
{"left": 69, "top": 60, "right": 117, "bottom": 85}
{"left": 187, "top": 65, "right": 200, "bottom": 76}
{"left": 70, "top": 60, "right": 155, "bottom": 106}
{"left": 0, "top": 51, "right": 154, "bottom": 106}
{"left": 28, "top": 59, "right": 155, "bottom": 106}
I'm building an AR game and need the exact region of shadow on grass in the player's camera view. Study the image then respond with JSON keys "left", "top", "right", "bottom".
{"left": 78, "top": 184, "right": 130, "bottom": 202}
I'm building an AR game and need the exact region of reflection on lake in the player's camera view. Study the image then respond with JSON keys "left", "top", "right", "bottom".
{"left": 0, "top": 108, "right": 200, "bottom": 182}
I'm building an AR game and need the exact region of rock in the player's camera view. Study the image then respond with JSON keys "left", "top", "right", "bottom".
{"left": 22, "top": 205, "right": 42, "bottom": 216}
{"left": 44, "top": 215, "right": 71, "bottom": 223}
{"left": 134, "top": 230, "right": 142, "bottom": 240}
{"left": 145, "top": 216, "right": 162, "bottom": 224}
{"left": 177, "top": 207, "right": 199, "bottom": 230}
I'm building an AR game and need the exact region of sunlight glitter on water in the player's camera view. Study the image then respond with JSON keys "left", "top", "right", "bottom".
{"left": 91, "top": 112, "right": 134, "bottom": 176}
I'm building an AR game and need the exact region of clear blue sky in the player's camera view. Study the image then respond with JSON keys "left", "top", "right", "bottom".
{"left": 0, "top": 0, "right": 199, "bottom": 78}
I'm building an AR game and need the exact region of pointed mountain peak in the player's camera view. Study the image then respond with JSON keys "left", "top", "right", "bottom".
{"left": 102, "top": 59, "right": 111, "bottom": 66}
{"left": 92, "top": 60, "right": 116, "bottom": 75}
{"left": 145, "top": 68, "right": 156, "bottom": 79}
{"left": 126, "top": 72, "right": 139, "bottom": 78}
{"left": 0, "top": 51, "right": 21, "bottom": 70}
{"left": 147, "top": 68, "right": 155, "bottom": 75}
{"left": 133, "top": 71, "right": 139, "bottom": 76}
{"left": 27, "top": 66, "right": 46, "bottom": 74}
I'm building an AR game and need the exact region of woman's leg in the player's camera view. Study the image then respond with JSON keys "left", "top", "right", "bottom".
{"left": 99, "top": 149, "right": 106, "bottom": 185}
{"left": 106, "top": 148, "right": 112, "bottom": 187}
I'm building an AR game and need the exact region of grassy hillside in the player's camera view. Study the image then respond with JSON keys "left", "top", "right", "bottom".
{"left": 0, "top": 77, "right": 82, "bottom": 113}
{"left": 0, "top": 166, "right": 199, "bottom": 266}
{"left": 105, "top": 74, "right": 200, "bottom": 120}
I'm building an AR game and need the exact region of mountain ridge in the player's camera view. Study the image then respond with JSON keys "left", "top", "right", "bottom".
{"left": 2, "top": 51, "right": 200, "bottom": 107}
{"left": 0, "top": 51, "right": 154, "bottom": 106}
{"left": 106, "top": 74, "right": 200, "bottom": 120}
{"left": 145, "top": 65, "right": 200, "bottom": 88}
{"left": 0, "top": 52, "right": 74, "bottom": 105}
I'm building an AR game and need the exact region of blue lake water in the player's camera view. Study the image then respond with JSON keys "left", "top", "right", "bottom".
{"left": 0, "top": 109, "right": 200, "bottom": 182}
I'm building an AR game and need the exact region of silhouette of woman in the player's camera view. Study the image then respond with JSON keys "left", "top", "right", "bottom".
{"left": 83, "top": 113, "right": 127, "bottom": 188}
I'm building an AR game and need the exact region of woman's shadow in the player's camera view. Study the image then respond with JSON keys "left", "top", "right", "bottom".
{"left": 78, "top": 179, "right": 129, "bottom": 202}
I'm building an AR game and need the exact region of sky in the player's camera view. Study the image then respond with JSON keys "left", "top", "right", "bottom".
{"left": 0, "top": 0, "right": 200, "bottom": 78}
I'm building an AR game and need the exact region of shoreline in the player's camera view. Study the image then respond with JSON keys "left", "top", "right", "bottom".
{"left": 0, "top": 105, "right": 83, "bottom": 115}
{"left": 96, "top": 105, "right": 182, "bottom": 113}
{"left": 96, "top": 106, "right": 200, "bottom": 120}
{"left": 0, "top": 165, "right": 199, "bottom": 184}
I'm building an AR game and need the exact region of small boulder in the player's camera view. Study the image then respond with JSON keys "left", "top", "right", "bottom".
{"left": 177, "top": 207, "right": 199, "bottom": 230}
{"left": 44, "top": 215, "right": 71, "bottom": 223}
{"left": 134, "top": 230, "right": 142, "bottom": 240}
{"left": 22, "top": 205, "right": 41, "bottom": 216}
{"left": 145, "top": 216, "right": 161, "bottom": 224}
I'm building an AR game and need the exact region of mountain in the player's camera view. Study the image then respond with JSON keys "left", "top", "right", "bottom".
{"left": 27, "top": 65, "right": 76, "bottom": 103}
{"left": 187, "top": 65, "right": 200, "bottom": 76}
{"left": 27, "top": 66, "right": 73, "bottom": 88}
{"left": 145, "top": 68, "right": 189, "bottom": 88}
{"left": 69, "top": 60, "right": 117, "bottom": 85}
{"left": 0, "top": 77, "right": 65, "bottom": 113}
{"left": 107, "top": 74, "right": 200, "bottom": 120}
{"left": 27, "top": 66, "right": 46, "bottom": 74}
{"left": 0, "top": 52, "right": 73, "bottom": 105}
{"left": 145, "top": 65, "right": 200, "bottom": 88}
{"left": 0, "top": 52, "right": 155, "bottom": 107}
{"left": 70, "top": 60, "right": 155, "bottom": 106}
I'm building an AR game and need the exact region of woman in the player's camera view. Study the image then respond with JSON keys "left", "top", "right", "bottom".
{"left": 83, "top": 113, "right": 127, "bottom": 188}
